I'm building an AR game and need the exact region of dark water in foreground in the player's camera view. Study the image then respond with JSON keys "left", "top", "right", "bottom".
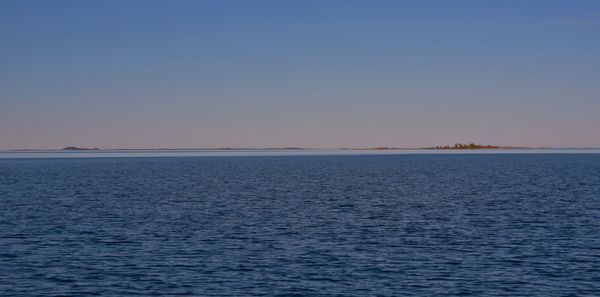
{"left": 1, "top": 154, "right": 600, "bottom": 296}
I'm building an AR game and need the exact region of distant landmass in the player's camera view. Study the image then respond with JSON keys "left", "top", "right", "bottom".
{"left": 8, "top": 147, "right": 307, "bottom": 152}
{"left": 353, "top": 143, "right": 529, "bottom": 150}
{"left": 425, "top": 143, "right": 527, "bottom": 150}
{"left": 62, "top": 146, "right": 100, "bottom": 151}
{"left": 5, "top": 144, "right": 549, "bottom": 152}
{"left": 350, "top": 147, "right": 414, "bottom": 150}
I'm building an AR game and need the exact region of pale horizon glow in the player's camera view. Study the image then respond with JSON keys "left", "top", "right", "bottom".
{"left": 2, "top": 0, "right": 600, "bottom": 150}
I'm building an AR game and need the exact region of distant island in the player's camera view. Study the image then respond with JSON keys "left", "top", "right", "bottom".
{"left": 350, "top": 143, "right": 528, "bottom": 150}
{"left": 426, "top": 143, "right": 526, "bottom": 150}
{"left": 4, "top": 144, "right": 545, "bottom": 152}
{"left": 62, "top": 146, "right": 100, "bottom": 151}
{"left": 9, "top": 147, "right": 308, "bottom": 152}
{"left": 349, "top": 147, "right": 412, "bottom": 150}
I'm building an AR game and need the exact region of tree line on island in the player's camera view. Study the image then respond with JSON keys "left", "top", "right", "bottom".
{"left": 350, "top": 143, "right": 526, "bottom": 150}
{"left": 430, "top": 143, "right": 502, "bottom": 150}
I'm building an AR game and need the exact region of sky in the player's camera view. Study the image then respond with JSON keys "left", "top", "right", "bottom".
{"left": 1, "top": 0, "right": 599, "bottom": 149}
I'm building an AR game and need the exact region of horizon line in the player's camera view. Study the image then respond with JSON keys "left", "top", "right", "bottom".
{"left": 4, "top": 146, "right": 600, "bottom": 152}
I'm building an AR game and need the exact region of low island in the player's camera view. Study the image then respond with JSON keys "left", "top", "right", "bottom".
{"left": 62, "top": 146, "right": 100, "bottom": 151}
{"left": 426, "top": 143, "right": 525, "bottom": 150}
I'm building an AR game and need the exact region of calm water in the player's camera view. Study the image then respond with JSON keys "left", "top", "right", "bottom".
{"left": 1, "top": 154, "right": 600, "bottom": 296}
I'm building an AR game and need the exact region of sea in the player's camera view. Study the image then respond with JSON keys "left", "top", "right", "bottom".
{"left": 1, "top": 150, "right": 599, "bottom": 296}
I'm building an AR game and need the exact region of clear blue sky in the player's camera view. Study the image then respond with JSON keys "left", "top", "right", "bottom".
{"left": 1, "top": 0, "right": 599, "bottom": 149}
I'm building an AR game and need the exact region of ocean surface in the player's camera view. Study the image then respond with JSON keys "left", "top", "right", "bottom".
{"left": 1, "top": 153, "right": 600, "bottom": 296}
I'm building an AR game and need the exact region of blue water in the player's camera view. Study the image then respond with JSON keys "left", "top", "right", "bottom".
{"left": 1, "top": 154, "right": 600, "bottom": 296}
